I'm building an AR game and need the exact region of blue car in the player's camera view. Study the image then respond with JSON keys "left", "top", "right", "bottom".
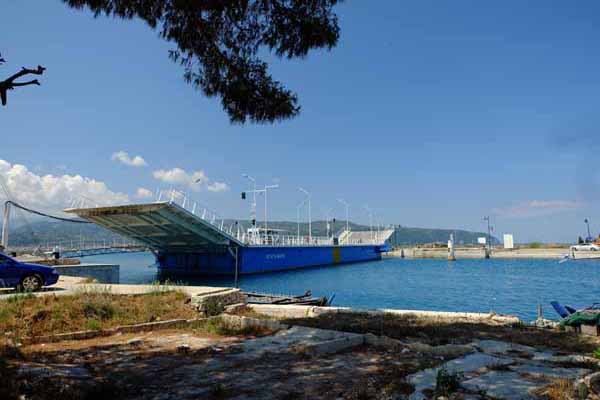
{"left": 0, "top": 253, "right": 60, "bottom": 291}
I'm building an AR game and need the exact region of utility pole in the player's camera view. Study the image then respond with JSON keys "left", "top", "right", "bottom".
{"left": 299, "top": 188, "right": 311, "bottom": 241}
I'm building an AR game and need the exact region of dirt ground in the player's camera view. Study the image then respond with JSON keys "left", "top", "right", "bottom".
{"left": 1, "top": 327, "right": 438, "bottom": 400}
{"left": 2, "top": 311, "right": 600, "bottom": 400}
{"left": 283, "top": 312, "right": 600, "bottom": 353}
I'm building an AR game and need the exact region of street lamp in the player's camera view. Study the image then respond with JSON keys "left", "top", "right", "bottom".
{"left": 298, "top": 188, "right": 311, "bottom": 241}
{"left": 242, "top": 174, "right": 257, "bottom": 226}
{"left": 483, "top": 216, "right": 492, "bottom": 258}
{"left": 337, "top": 198, "right": 349, "bottom": 235}
{"left": 323, "top": 208, "right": 334, "bottom": 238}
{"left": 262, "top": 184, "right": 279, "bottom": 235}
{"left": 296, "top": 199, "right": 307, "bottom": 243}
{"left": 364, "top": 205, "right": 374, "bottom": 242}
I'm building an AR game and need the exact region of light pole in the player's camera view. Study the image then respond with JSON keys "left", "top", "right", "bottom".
{"left": 299, "top": 188, "right": 311, "bottom": 241}
{"left": 337, "top": 198, "right": 349, "bottom": 235}
{"left": 585, "top": 218, "right": 592, "bottom": 242}
{"left": 364, "top": 205, "right": 373, "bottom": 242}
{"left": 263, "top": 184, "right": 279, "bottom": 235}
{"left": 296, "top": 200, "right": 306, "bottom": 243}
{"left": 483, "top": 216, "right": 492, "bottom": 258}
{"left": 323, "top": 208, "right": 334, "bottom": 238}
{"left": 242, "top": 174, "right": 257, "bottom": 226}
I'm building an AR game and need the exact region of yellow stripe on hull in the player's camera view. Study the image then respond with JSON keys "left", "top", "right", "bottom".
{"left": 333, "top": 247, "right": 341, "bottom": 264}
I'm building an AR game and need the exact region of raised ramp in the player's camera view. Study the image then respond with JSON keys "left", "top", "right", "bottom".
{"left": 65, "top": 202, "right": 242, "bottom": 253}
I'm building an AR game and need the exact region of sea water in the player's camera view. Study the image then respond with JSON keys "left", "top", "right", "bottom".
{"left": 82, "top": 252, "right": 600, "bottom": 321}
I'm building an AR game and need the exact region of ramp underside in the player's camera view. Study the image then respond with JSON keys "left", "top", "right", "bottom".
{"left": 65, "top": 202, "right": 240, "bottom": 252}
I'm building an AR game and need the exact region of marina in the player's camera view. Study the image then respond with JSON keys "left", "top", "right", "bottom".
{"left": 81, "top": 252, "right": 600, "bottom": 322}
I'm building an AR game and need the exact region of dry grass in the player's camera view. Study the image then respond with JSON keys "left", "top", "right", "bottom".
{"left": 533, "top": 378, "right": 574, "bottom": 400}
{"left": 189, "top": 317, "right": 273, "bottom": 338}
{"left": 0, "top": 288, "right": 197, "bottom": 340}
{"left": 227, "top": 305, "right": 275, "bottom": 320}
{"left": 283, "top": 312, "right": 600, "bottom": 353}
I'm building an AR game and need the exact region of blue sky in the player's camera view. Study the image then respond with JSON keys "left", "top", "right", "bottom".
{"left": 2, "top": 1, "right": 600, "bottom": 243}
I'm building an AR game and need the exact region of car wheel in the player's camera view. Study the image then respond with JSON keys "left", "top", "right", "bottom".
{"left": 18, "top": 274, "right": 42, "bottom": 292}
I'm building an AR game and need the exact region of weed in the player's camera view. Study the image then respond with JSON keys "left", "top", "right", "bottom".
{"left": 0, "top": 290, "right": 196, "bottom": 338}
{"left": 86, "top": 319, "right": 102, "bottom": 331}
{"left": 383, "top": 378, "right": 415, "bottom": 397}
{"left": 434, "top": 367, "right": 462, "bottom": 397}
{"left": 533, "top": 378, "right": 574, "bottom": 400}
{"left": 83, "top": 299, "right": 115, "bottom": 321}
{"left": 201, "top": 297, "right": 225, "bottom": 317}
{"left": 593, "top": 347, "right": 600, "bottom": 360}
{"left": 210, "top": 383, "right": 227, "bottom": 398}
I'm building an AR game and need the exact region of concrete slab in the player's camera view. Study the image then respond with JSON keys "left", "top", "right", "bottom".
{"left": 510, "top": 364, "right": 590, "bottom": 379}
{"left": 408, "top": 353, "right": 512, "bottom": 400}
{"left": 0, "top": 275, "right": 234, "bottom": 300}
{"left": 475, "top": 340, "right": 536, "bottom": 356}
{"left": 461, "top": 371, "right": 542, "bottom": 399}
{"left": 230, "top": 326, "right": 364, "bottom": 360}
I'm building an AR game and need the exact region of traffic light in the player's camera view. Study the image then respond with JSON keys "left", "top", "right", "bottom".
{"left": 241, "top": 192, "right": 246, "bottom": 200}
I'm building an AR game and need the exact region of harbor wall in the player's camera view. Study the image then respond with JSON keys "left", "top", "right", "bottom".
{"left": 388, "top": 247, "right": 574, "bottom": 260}
{"left": 55, "top": 263, "right": 120, "bottom": 283}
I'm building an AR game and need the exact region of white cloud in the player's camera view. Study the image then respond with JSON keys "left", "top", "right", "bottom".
{"left": 0, "top": 159, "right": 129, "bottom": 212}
{"left": 135, "top": 187, "right": 154, "bottom": 200}
{"left": 152, "top": 167, "right": 209, "bottom": 191}
{"left": 111, "top": 151, "right": 147, "bottom": 167}
{"left": 207, "top": 182, "right": 229, "bottom": 193}
{"left": 493, "top": 200, "right": 583, "bottom": 218}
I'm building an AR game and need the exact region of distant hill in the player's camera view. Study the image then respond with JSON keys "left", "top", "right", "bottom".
{"left": 2, "top": 218, "right": 498, "bottom": 247}
{"left": 389, "top": 226, "right": 499, "bottom": 246}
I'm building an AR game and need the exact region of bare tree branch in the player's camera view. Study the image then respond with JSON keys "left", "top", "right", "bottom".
{"left": 0, "top": 57, "right": 46, "bottom": 106}
{"left": 10, "top": 80, "right": 41, "bottom": 87}
{"left": 4, "top": 66, "right": 46, "bottom": 85}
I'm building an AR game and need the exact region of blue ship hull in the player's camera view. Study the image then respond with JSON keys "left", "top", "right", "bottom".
{"left": 156, "top": 244, "right": 387, "bottom": 276}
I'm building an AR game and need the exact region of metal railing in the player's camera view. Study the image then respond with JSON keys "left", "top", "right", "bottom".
{"left": 156, "top": 189, "right": 387, "bottom": 247}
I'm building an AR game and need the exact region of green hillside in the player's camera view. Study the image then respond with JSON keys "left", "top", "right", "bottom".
{"left": 2, "top": 219, "right": 498, "bottom": 247}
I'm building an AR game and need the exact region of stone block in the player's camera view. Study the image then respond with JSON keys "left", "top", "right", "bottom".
{"left": 192, "top": 289, "right": 246, "bottom": 317}
{"left": 303, "top": 335, "right": 365, "bottom": 356}
{"left": 220, "top": 314, "right": 285, "bottom": 332}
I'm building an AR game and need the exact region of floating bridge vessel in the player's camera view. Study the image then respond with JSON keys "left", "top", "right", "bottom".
{"left": 66, "top": 200, "right": 392, "bottom": 276}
